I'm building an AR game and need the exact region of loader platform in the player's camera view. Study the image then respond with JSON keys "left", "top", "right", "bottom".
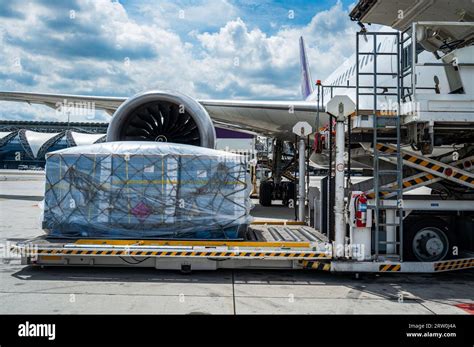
{"left": 8, "top": 222, "right": 474, "bottom": 273}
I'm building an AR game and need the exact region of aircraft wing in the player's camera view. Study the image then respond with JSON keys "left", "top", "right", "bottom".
{"left": 0, "top": 91, "right": 327, "bottom": 140}
{"left": 0, "top": 91, "right": 125, "bottom": 116}
{"left": 198, "top": 99, "right": 324, "bottom": 140}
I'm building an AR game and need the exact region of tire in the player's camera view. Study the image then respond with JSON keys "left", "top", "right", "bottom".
{"left": 259, "top": 181, "right": 273, "bottom": 207}
{"left": 403, "top": 217, "right": 457, "bottom": 262}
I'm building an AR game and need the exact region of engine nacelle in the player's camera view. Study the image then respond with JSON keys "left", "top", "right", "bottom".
{"left": 106, "top": 90, "right": 216, "bottom": 148}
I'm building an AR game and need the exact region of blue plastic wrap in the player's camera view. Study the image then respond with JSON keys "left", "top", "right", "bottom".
{"left": 42, "top": 142, "right": 252, "bottom": 239}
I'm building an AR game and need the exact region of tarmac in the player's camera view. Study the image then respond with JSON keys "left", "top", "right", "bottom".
{"left": 0, "top": 170, "right": 472, "bottom": 314}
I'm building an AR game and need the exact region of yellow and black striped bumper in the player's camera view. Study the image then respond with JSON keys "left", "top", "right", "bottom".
{"left": 379, "top": 264, "right": 401, "bottom": 272}
{"left": 300, "top": 260, "right": 331, "bottom": 271}
{"left": 434, "top": 258, "right": 474, "bottom": 272}
{"left": 15, "top": 247, "right": 331, "bottom": 260}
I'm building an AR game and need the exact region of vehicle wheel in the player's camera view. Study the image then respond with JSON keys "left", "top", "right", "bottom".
{"left": 403, "top": 217, "right": 456, "bottom": 262}
{"left": 259, "top": 181, "right": 273, "bottom": 207}
{"left": 282, "top": 182, "right": 295, "bottom": 207}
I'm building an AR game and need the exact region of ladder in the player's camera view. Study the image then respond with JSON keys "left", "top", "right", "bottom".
{"left": 400, "top": 27, "right": 413, "bottom": 102}
{"left": 356, "top": 31, "right": 404, "bottom": 261}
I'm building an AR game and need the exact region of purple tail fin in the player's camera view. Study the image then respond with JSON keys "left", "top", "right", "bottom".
{"left": 299, "top": 36, "right": 313, "bottom": 99}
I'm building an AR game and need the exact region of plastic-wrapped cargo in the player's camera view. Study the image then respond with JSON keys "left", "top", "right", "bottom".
{"left": 42, "top": 141, "right": 252, "bottom": 239}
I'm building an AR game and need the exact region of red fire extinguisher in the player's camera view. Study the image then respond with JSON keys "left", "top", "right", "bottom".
{"left": 355, "top": 194, "right": 368, "bottom": 227}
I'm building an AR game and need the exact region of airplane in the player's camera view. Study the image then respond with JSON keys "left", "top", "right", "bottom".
{"left": 0, "top": 33, "right": 330, "bottom": 208}
{"left": 0, "top": 0, "right": 473, "bottom": 206}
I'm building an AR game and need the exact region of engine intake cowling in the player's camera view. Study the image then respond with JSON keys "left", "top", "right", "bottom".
{"left": 106, "top": 90, "right": 216, "bottom": 148}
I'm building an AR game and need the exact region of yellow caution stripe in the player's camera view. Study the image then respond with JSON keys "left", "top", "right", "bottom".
{"left": 300, "top": 260, "right": 331, "bottom": 271}
{"left": 379, "top": 264, "right": 401, "bottom": 272}
{"left": 376, "top": 144, "right": 474, "bottom": 188}
{"left": 26, "top": 248, "right": 331, "bottom": 259}
{"left": 367, "top": 174, "right": 436, "bottom": 199}
{"left": 434, "top": 258, "right": 474, "bottom": 271}
{"left": 366, "top": 156, "right": 474, "bottom": 199}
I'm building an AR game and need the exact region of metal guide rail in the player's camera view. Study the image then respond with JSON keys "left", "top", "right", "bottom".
{"left": 11, "top": 240, "right": 331, "bottom": 260}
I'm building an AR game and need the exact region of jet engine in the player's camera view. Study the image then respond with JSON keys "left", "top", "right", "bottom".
{"left": 106, "top": 90, "right": 216, "bottom": 148}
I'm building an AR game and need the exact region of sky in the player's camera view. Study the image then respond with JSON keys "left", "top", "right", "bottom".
{"left": 0, "top": 0, "right": 359, "bottom": 122}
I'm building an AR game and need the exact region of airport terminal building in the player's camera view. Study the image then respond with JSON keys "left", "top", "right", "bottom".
{"left": 0, "top": 120, "right": 255, "bottom": 169}
{"left": 0, "top": 120, "right": 107, "bottom": 169}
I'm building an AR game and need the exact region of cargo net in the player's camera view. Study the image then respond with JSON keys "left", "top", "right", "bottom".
{"left": 43, "top": 150, "right": 251, "bottom": 240}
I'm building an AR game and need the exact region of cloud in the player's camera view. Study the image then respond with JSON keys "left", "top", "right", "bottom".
{"left": 4, "top": 1, "right": 159, "bottom": 61}
{"left": 192, "top": 1, "right": 357, "bottom": 99}
{"left": 0, "top": 0, "right": 358, "bottom": 121}
{"left": 129, "top": 0, "right": 239, "bottom": 33}
{"left": 0, "top": 1, "right": 24, "bottom": 18}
